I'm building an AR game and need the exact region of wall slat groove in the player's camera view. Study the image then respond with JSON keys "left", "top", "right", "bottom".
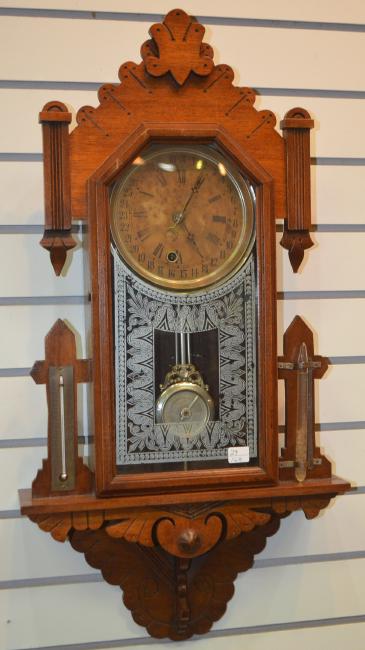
{"left": 1, "top": 292, "right": 365, "bottom": 305}
{"left": 0, "top": 436, "right": 88, "bottom": 449}
{"left": 1, "top": 357, "right": 364, "bottom": 375}
{"left": 3, "top": 551, "right": 365, "bottom": 591}
{"left": 0, "top": 8, "right": 365, "bottom": 33}
{"left": 3, "top": 616, "right": 365, "bottom": 650}
{"left": 0, "top": 225, "right": 81, "bottom": 234}
{"left": 2, "top": 154, "right": 365, "bottom": 165}
{"left": 2, "top": 80, "right": 365, "bottom": 99}
{"left": 0, "top": 296, "right": 88, "bottom": 305}
{"left": 0, "top": 153, "right": 42, "bottom": 161}
{"left": 1, "top": 224, "right": 365, "bottom": 234}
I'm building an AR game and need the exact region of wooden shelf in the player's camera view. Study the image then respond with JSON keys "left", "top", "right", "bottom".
{"left": 19, "top": 476, "right": 350, "bottom": 515}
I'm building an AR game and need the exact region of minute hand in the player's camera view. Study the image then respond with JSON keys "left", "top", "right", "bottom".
{"left": 180, "top": 174, "right": 205, "bottom": 217}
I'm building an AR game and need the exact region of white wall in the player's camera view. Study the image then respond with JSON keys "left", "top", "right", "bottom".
{"left": 1, "top": 2, "right": 365, "bottom": 649}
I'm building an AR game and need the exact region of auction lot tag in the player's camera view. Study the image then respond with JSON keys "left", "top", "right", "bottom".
{"left": 228, "top": 446, "right": 250, "bottom": 464}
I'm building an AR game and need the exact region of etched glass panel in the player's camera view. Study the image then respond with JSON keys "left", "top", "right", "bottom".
{"left": 113, "top": 249, "right": 258, "bottom": 470}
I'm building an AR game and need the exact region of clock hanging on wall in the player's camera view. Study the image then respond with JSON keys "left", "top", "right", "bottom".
{"left": 20, "top": 9, "right": 350, "bottom": 641}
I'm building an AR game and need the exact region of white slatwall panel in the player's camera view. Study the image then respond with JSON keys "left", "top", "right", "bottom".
{"left": 1, "top": 2, "right": 364, "bottom": 650}
{"left": 2, "top": 560, "right": 365, "bottom": 648}
{"left": 278, "top": 233, "right": 365, "bottom": 290}
{"left": 312, "top": 166, "right": 365, "bottom": 225}
{"left": 280, "top": 300, "right": 365, "bottom": 356}
{"left": 0, "top": 162, "right": 44, "bottom": 225}
{"left": 0, "top": 378, "right": 47, "bottom": 440}
{"left": 0, "top": 235, "right": 84, "bottom": 296}
{"left": 321, "top": 429, "right": 365, "bottom": 485}
{"left": 1, "top": 0, "right": 365, "bottom": 23}
{"left": 0, "top": 305, "right": 85, "bottom": 367}
{"left": 0, "top": 518, "right": 97, "bottom": 581}
{"left": 49, "top": 625, "right": 365, "bottom": 650}
{"left": 1, "top": 18, "right": 365, "bottom": 90}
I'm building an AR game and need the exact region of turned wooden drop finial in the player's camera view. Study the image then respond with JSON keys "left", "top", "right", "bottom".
{"left": 177, "top": 529, "right": 201, "bottom": 554}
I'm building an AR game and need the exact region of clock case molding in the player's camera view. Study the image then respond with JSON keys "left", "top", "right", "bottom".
{"left": 20, "top": 9, "right": 350, "bottom": 641}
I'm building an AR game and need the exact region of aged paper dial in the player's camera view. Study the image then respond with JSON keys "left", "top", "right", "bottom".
{"left": 110, "top": 145, "right": 255, "bottom": 290}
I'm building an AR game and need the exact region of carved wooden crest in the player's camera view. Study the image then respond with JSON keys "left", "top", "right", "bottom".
{"left": 141, "top": 9, "right": 214, "bottom": 84}
{"left": 38, "top": 8, "right": 318, "bottom": 275}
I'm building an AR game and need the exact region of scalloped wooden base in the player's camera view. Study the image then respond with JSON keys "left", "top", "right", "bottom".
{"left": 69, "top": 516, "right": 280, "bottom": 640}
{"left": 20, "top": 479, "right": 349, "bottom": 640}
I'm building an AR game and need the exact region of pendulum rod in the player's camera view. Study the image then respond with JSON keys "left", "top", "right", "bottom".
{"left": 176, "top": 332, "right": 191, "bottom": 366}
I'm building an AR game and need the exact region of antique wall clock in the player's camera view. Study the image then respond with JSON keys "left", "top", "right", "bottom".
{"left": 20, "top": 9, "right": 350, "bottom": 641}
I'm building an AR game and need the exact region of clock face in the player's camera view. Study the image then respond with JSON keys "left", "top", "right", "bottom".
{"left": 110, "top": 146, "right": 255, "bottom": 290}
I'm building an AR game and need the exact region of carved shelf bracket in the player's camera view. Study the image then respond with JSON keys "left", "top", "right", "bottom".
{"left": 30, "top": 319, "right": 93, "bottom": 496}
{"left": 23, "top": 493, "right": 342, "bottom": 640}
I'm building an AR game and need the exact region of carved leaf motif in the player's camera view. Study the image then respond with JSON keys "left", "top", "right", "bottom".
{"left": 271, "top": 496, "right": 333, "bottom": 519}
{"left": 31, "top": 510, "right": 104, "bottom": 542}
{"left": 302, "top": 497, "right": 332, "bottom": 519}
{"left": 142, "top": 9, "right": 214, "bottom": 85}
{"left": 105, "top": 506, "right": 272, "bottom": 559}
{"left": 223, "top": 507, "right": 271, "bottom": 538}
{"left": 106, "top": 516, "right": 156, "bottom": 546}
{"left": 30, "top": 514, "right": 72, "bottom": 542}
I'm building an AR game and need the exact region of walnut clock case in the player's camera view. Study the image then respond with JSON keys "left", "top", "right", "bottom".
{"left": 20, "top": 9, "right": 350, "bottom": 641}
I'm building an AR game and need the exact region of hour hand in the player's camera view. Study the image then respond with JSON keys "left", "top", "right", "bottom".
{"left": 181, "top": 223, "right": 203, "bottom": 258}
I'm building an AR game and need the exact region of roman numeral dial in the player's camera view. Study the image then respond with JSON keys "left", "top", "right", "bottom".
{"left": 110, "top": 146, "right": 255, "bottom": 290}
